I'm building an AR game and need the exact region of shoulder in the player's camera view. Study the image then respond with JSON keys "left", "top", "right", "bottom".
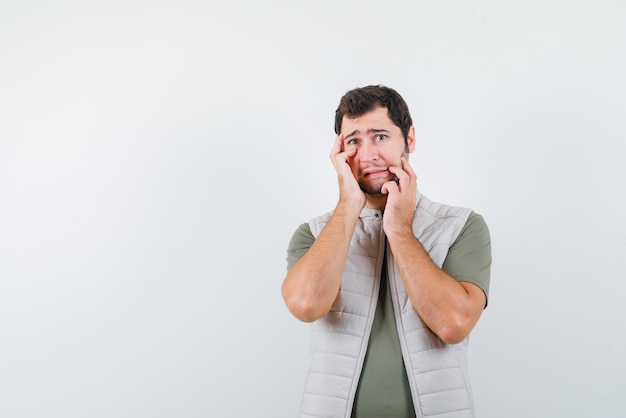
{"left": 416, "top": 193, "right": 473, "bottom": 221}
{"left": 456, "top": 212, "right": 490, "bottom": 243}
{"left": 289, "top": 222, "right": 314, "bottom": 246}
{"left": 286, "top": 222, "right": 315, "bottom": 270}
{"left": 307, "top": 211, "right": 334, "bottom": 237}
{"left": 444, "top": 211, "right": 492, "bottom": 302}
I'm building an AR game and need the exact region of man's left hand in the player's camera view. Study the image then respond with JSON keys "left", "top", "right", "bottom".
{"left": 381, "top": 156, "right": 418, "bottom": 237}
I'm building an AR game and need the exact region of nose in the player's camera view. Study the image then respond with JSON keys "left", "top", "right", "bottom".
{"left": 358, "top": 142, "right": 378, "bottom": 162}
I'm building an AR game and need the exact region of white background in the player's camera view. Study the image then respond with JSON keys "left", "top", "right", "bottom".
{"left": 1, "top": 1, "right": 625, "bottom": 417}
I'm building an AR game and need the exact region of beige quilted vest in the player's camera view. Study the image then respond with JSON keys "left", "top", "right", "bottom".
{"left": 300, "top": 193, "right": 475, "bottom": 418}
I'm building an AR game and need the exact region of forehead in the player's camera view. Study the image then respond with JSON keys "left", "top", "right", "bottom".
{"left": 341, "top": 106, "right": 398, "bottom": 133}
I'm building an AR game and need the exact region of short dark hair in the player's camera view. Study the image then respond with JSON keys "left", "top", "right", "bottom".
{"left": 334, "top": 85, "right": 413, "bottom": 140}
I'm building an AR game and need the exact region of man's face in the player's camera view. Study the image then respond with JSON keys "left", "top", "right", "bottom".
{"left": 341, "top": 106, "right": 415, "bottom": 196}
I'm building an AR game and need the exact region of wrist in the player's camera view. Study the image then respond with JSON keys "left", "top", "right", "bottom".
{"left": 337, "top": 195, "right": 365, "bottom": 214}
{"left": 384, "top": 223, "right": 415, "bottom": 242}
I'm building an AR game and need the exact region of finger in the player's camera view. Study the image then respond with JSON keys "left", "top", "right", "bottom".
{"left": 401, "top": 156, "right": 417, "bottom": 180}
{"left": 388, "top": 164, "right": 409, "bottom": 184}
{"left": 332, "top": 134, "right": 356, "bottom": 162}
{"left": 381, "top": 180, "right": 398, "bottom": 196}
{"left": 330, "top": 134, "right": 343, "bottom": 157}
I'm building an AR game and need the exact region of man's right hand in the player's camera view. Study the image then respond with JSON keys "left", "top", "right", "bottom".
{"left": 330, "top": 134, "right": 366, "bottom": 210}
{"left": 282, "top": 134, "right": 364, "bottom": 322}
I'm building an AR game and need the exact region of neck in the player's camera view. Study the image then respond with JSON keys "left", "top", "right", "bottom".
{"left": 365, "top": 194, "right": 387, "bottom": 211}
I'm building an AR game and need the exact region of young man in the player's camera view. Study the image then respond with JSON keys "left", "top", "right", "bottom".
{"left": 282, "top": 85, "right": 491, "bottom": 418}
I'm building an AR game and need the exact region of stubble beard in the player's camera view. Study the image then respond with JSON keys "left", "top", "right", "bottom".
{"left": 356, "top": 151, "right": 407, "bottom": 197}
{"left": 358, "top": 173, "right": 399, "bottom": 197}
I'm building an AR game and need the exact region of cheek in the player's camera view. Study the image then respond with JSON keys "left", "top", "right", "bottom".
{"left": 346, "top": 155, "right": 360, "bottom": 175}
{"left": 388, "top": 147, "right": 406, "bottom": 164}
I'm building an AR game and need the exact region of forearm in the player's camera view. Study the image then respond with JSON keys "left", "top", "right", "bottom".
{"left": 282, "top": 201, "right": 361, "bottom": 322}
{"left": 387, "top": 231, "right": 485, "bottom": 344}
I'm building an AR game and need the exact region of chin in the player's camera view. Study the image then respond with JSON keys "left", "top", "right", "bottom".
{"left": 359, "top": 181, "right": 385, "bottom": 196}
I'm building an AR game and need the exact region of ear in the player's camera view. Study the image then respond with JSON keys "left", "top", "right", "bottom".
{"left": 406, "top": 126, "right": 416, "bottom": 153}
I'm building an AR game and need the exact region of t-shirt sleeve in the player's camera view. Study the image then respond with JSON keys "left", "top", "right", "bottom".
{"left": 286, "top": 222, "right": 315, "bottom": 270}
{"left": 441, "top": 212, "right": 492, "bottom": 304}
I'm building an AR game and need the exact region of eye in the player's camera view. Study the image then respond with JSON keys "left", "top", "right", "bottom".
{"left": 346, "top": 138, "right": 358, "bottom": 145}
{"left": 374, "top": 134, "right": 387, "bottom": 142}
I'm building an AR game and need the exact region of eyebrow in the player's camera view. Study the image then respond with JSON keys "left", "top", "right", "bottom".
{"left": 344, "top": 128, "right": 391, "bottom": 140}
